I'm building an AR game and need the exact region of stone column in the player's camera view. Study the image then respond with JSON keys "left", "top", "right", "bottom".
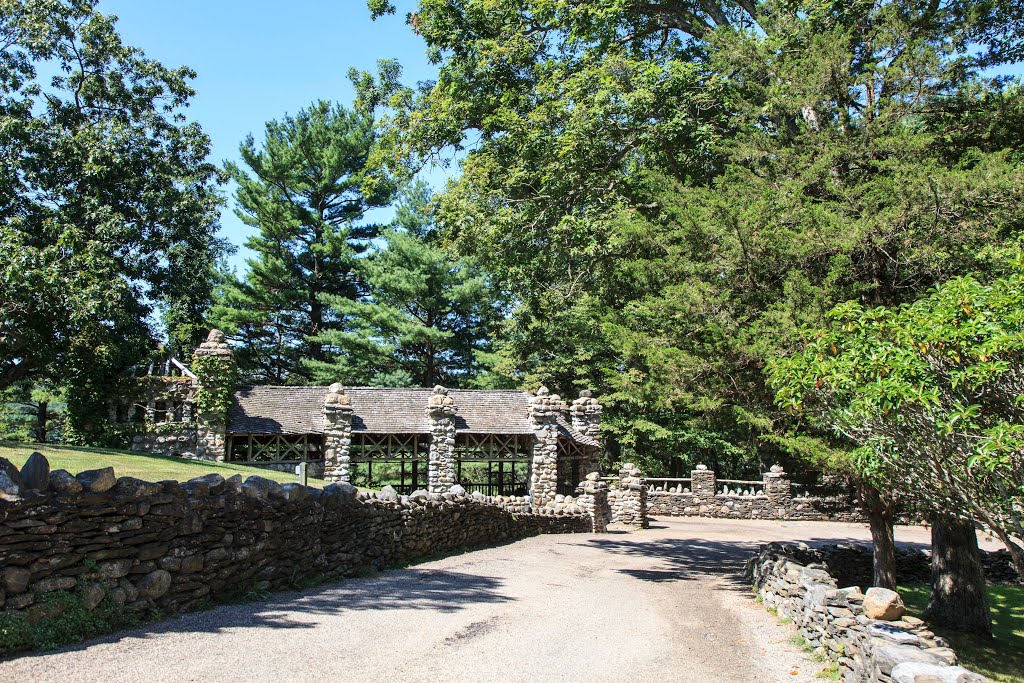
{"left": 763, "top": 464, "right": 793, "bottom": 518}
{"left": 691, "top": 464, "right": 717, "bottom": 502}
{"left": 322, "top": 383, "right": 354, "bottom": 482}
{"left": 192, "top": 329, "right": 235, "bottom": 460}
{"left": 426, "top": 386, "right": 457, "bottom": 494}
{"left": 570, "top": 389, "right": 603, "bottom": 476}
{"left": 615, "top": 463, "right": 648, "bottom": 529}
{"left": 528, "top": 386, "right": 564, "bottom": 507}
{"left": 576, "top": 472, "right": 610, "bottom": 533}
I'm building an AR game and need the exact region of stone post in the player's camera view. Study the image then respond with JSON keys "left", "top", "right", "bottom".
{"left": 615, "top": 463, "right": 648, "bottom": 529}
{"left": 576, "top": 472, "right": 610, "bottom": 533}
{"left": 528, "top": 386, "right": 564, "bottom": 507}
{"left": 763, "top": 464, "right": 793, "bottom": 518}
{"left": 192, "top": 329, "right": 235, "bottom": 460}
{"left": 322, "top": 383, "right": 353, "bottom": 482}
{"left": 570, "top": 389, "right": 603, "bottom": 476}
{"left": 426, "top": 386, "right": 457, "bottom": 494}
{"left": 691, "top": 464, "right": 717, "bottom": 502}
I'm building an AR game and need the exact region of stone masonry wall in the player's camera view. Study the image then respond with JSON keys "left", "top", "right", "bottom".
{"left": 126, "top": 378, "right": 199, "bottom": 457}
{"left": 643, "top": 465, "right": 862, "bottom": 523}
{"left": 0, "top": 454, "right": 592, "bottom": 645}
{"left": 747, "top": 543, "right": 988, "bottom": 683}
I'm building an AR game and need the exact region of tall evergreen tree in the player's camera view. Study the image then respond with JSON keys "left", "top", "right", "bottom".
{"left": 309, "top": 183, "right": 500, "bottom": 387}
{"left": 211, "top": 101, "right": 395, "bottom": 383}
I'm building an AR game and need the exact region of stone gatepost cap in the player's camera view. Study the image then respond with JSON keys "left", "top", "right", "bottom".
{"left": 327, "top": 382, "right": 345, "bottom": 393}
{"left": 585, "top": 472, "right": 601, "bottom": 481}
{"left": 579, "top": 389, "right": 592, "bottom": 398}
{"left": 770, "top": 464, "right": 784, "bottom": 474}
{"left": 206, "top": 329, "right": 226, "bottom": 343}
{"left": 536, "top": 386, "right": 549, "bottom": 396}
{"left": 695, "top": 464, "right": 708, "bottom": 471}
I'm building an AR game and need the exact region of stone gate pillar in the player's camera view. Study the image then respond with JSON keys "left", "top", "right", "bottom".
{"left": 528, "top": 386, "right": 564, "bottom": 507}
{"left": 615, "top": 463, "right": 648, "bottom": 529}
{"left": 570, "top": 389, "right": 603, "bottom": 476}
{"left": 322, "top": 383, "right": 353, "bottom": 482}
{"left": 426, "top": 386, "right": 457, "bottom": 494}
{"left": 691, "top": 464, "right": 717, "bottom": 502}
{"left": 577, "top": 472, "right": 610, "bottom": 533}
{"left": 192, "top": 330, "right": 235, "bottom": 460}
{"left": 763, "top": 464, "right": 792, "bottom": 518}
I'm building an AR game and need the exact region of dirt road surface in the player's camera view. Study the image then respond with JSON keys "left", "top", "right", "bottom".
{"left": 3, "top": 518, "right": 975, "bottom": 683}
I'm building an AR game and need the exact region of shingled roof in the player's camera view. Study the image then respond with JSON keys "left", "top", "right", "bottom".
{"left": 227, "top": 385, "right": 599, "bottom": 447}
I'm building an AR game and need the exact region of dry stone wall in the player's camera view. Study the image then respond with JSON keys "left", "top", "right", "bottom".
{"left": 747, "top": 543, "right": 988, "bottom": 683}
{"left": 0, "top": 454, "right": 592, "bottom": 645}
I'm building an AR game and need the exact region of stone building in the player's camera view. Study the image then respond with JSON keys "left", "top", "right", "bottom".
{"left": 119, "top": 331, "right": 603, "bottom": 506}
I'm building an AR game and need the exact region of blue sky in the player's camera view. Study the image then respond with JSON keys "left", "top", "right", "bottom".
{"left": 98, "top": 0, "right": 437, "bottom": 272}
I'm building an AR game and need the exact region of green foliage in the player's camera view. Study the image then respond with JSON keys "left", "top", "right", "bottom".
{"left": 0, "top": 590, "right": 138, "bottom": 655}
{"left": 769, "top": 270, "right": 1024, "bottom": 573}
{"left": 308, "top": 183, "right": 501, "bottom": 387}
{"left": 0, "top": 381, "right": 64, "bottom": 443}
{"left": 210, "top": 100, "right": 395, "bottom": 384}
{"left": 0, "top": 0, "right": 225, "bottom": 396}
{"left": 359, "top": 0, "right": 1024, "bottom": 477}
{"left": 190, "top": 355, "right": 239, "bottom": 420}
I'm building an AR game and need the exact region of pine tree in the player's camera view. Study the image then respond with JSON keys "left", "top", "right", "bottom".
{"left": 308, "top": 183, "right": 500, "bottom": 387}
{"left": 211, "top": 101, "right": 394, "bottom": 383}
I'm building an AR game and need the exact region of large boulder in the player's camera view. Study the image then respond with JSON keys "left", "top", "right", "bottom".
{"left": 135, "top": 570, "right": 171, "bottom": 599}
{"left": 76, "top": 467, "right": 117, "bottom": 493}
{"left": 19, "top": 452, "right": 50, "bottom": 492}
{"left": 49, "top": 469, "right": 82, "bottom": 494}
{"left": 1, "top": 566, "right": 31, "bottom": 594}
{"left": 890, "top": 662, "right": 987, "bottom": 683}
{"left": 184, "top": 473, "right": 225, "bottom": 496}
{"left": 864, "top": 586, "right": 906, "bottom": 620}
{"left": 0, "top": 457, "right": 23, "bottom": 500}
{"left": 872, "top": 641, "right": 947, "bottom": 676}
{"left": 378, "top": 485, "right": 399, "bottom": 502}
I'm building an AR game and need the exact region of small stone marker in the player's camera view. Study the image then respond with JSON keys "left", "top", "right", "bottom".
{"left": 295, "top": 461, "right": 308, "bottom": 486}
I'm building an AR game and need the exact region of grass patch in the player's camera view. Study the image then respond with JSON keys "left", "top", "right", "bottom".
{"left": 815, "top": 661, "right": 840, "bottom": 680}
{"left": 0, "top": 590, "right": 138, "bottom": 656}
{"left": 0, "top": 442, "right": 328, "bottom": 488}
{"left": 899, "top": 584, "right": 1024, "bottom": 683}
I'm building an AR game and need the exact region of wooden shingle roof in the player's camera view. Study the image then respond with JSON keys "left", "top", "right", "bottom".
{"left": 228, "top": 385, "right": 599, "bottom": 446}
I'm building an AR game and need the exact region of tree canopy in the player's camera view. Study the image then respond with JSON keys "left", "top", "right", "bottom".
{"left": 357, "top": 0, "right": 1024, "bottom": 476}
{"left": 0, "top": 0, "right": 225, "bottom": 442}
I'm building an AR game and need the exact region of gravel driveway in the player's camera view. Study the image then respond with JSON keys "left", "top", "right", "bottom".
{"left": 2, "top": 517, "right": 974, "bottom": 683}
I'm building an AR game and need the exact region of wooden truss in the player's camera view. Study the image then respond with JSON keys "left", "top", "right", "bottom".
{"left": 227, "top": 434, "right": 323, "bottom": 464}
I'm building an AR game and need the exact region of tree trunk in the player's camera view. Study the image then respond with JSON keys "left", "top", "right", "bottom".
{"left": 34, "top": 401, "right": 48, "bottom": 443}
{"left": 925, "top": 515, "right": 992, "bottom": 637}
{"left": 859, "top": 483, "right": 897, "bottom": 589}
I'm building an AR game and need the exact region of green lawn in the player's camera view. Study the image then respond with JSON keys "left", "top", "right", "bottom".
{"left": 0, "top": 442, "right": 328, "bottom": 489}
{"left": 899, "top": 584, "right": 1024, "bottom": 683}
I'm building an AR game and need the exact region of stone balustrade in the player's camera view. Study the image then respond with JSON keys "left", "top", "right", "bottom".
{"left": 643, "top": 465, "right": 862, "bottom": 522}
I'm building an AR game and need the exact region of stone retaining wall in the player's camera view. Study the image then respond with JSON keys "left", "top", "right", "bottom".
{"left": 0, "top": 455, "right": 593, "bottom": 640}
{"left": 747, "top": 543, "right": 988, "bottom": 683}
